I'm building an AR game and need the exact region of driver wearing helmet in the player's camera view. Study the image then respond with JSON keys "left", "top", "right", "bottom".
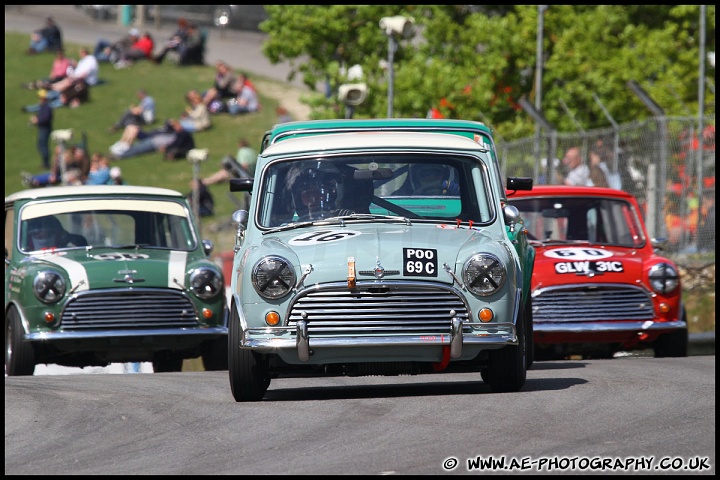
{"left": 393, "top": 163, "right": 460, "bottom": 196}
{"left": 287, "top": 161, "right": 353, "bottom": 221}
{"left": 25, "top": 215, "right": 67, "bottom": 251}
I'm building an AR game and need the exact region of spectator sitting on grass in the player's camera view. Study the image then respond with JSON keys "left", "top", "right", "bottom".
{"left": 22, "top": 48, "right": 72, "bottom": 90}
{"left": 226, "top": 73, "right": 260, "bottom": 115}
{"left": 94, "top": 28, "right": 139, "bottom": 63}
{"left": 179, "top": 89, "right": 211, "bottom": 132}
{"left": 109, "top": 89, "right": 156, "bottom": 132}
{"left": 113, "top": 31, "right": 155, "bottom": 69}
{"left": 28, "top": 17, "right": 62, "bottom": 54}
{"left": 203, "top": 60, "right": 237, "bottom": 113}
{"left": 86, "top": 152, "right": 112, "bottom": 185}
{"left": 110, "top": 119, "right": 195, "bottom": 161}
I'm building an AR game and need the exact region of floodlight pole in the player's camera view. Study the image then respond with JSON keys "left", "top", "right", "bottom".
{"left": 387, "top": 34, "right": 396, "bottom": 118}
{"left": 380, "top": 16, "right": 414, "bottom": 118}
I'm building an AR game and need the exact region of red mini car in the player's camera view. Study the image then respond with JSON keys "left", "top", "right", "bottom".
{"left": 506, "top": 185, "right": 688, "bottom": 359}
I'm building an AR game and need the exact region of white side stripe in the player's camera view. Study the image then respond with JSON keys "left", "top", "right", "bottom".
{"left": 168, "top": 251, "right": 188, "bottom": 288}
{"left": 41, "top": 255, "right": 90, "bottom": 292}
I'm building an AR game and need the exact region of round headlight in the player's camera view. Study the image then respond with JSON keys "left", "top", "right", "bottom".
{"left": 189, "top": 267, "right": 223, "bottom": 299}
{"left": 33, "top": 270, "right": 66, "bottom": 304}
{"left": 252, "top": 256, "right": 296, "bottom": 299}
{"left": 648, "top": 263, "right": 679, "bottom": 295}
{"left": 462, "top": 254, "right": 507, "bottom": 297}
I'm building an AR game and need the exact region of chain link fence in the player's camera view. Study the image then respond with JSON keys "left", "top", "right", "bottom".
{"left": 497, "top": 115, "right": 715, "bottom": 267}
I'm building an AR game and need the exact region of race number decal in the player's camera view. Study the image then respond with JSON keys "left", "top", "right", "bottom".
{"left": 403, "top": 248, "right": 438, "bottom": 277}
{"left": 544, "top": 247, "right": 613, "bottom": 261}
{"left": 92, "top": 252, "right": 150, "bottom": 260}
{"left": 288, "top": 230, "right": 361, "bottom": 246}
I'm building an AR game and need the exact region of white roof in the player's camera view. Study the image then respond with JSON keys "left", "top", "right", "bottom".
{"left": 5, "top": 185, "right": 183, "bottom": 204}
{"left": 261, "top": 131, "right": 486, "bottom": 157}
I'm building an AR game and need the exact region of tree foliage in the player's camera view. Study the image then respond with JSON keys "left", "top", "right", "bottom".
{"left": 260, "top": 5, "right": 715, "bottom": 140}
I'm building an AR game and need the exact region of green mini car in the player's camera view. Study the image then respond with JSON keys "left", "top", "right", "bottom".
{"left": 228, "top": 119, "right": 534, "bottom": 401}
{"left": 4, "top": 185, "right": 227, "bottom": 375}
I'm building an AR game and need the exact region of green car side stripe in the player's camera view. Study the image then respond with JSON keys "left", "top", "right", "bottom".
{"left": 42, "top": 255, "right": 90, "bottom": 292}
{"left": 168, "top": 251, "right": 188, "bottom": 288}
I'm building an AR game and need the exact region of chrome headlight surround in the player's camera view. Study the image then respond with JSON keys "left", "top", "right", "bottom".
{"left": 252, "top": 256, "right": 297, "bottom": 300}
{"left": 462, "top": 253, "right": 507, "bottom": 297}
{"left": 648, "top": 262, "right": 680, "bottom": 295}
{"left": 189, "top": 267, "right": 224, "bottom": 299}
{"left": 32, "top": 269, "right": 66, "bottom": 304}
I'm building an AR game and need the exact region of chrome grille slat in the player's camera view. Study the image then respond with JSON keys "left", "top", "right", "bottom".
{"left": 287, "top": 283, "right": 469, "bottom": 336}
{"left": 61, "top": 289, "right": 199, "bottom": 330}
{"left": 533, "top": 284, "right": 654, "bottom": 322}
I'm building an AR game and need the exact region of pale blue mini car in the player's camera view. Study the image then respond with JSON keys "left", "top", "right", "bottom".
{"left": 227, "top": 119, "right": 534, "bottom": 401}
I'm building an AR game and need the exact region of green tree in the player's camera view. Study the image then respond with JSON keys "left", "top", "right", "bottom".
{"left": 260, "top": 5, "right": 715, "bottom": 140}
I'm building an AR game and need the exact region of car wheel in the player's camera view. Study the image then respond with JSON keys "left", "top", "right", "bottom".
{"left": 653, "top": 309, "right": 689, "bottom": 358}
{"left": 525, "top": 295, "right": 535, "bottom": 370}
{"left": 152, "top": 351, "right": 184, "bottom": 372}
{"left": 5, "top": 307, "right": 36, "bottom": 376}
{"left": 202, "top": 337, "right": 228, "bottom": 371}
{"left": 228, "top": 306, "right": 269, "bottom": 402}
{"left": 484, "top": 302, "right": 527, "bottom": 392}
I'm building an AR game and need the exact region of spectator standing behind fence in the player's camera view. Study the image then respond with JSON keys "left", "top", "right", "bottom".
{"left": 562, "top": 147, "right": 591, "bottom": 186}
{"left": 29, "top": 89, "right": 53, "bottom": 169}
{"left": 28, "top": 17, "right": 62, "bottom": 54}
{"left": 588, "top": 147, "right": 610, "bottom": 188}
{"left": 109, "top": 89, "right": 155, "bottom": 132}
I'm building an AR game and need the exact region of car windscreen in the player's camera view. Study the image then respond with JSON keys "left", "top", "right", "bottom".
{"left": 509, "top": 196, "right": 646, "bottom": 247}
{"left": 255, "top": 153, "right": 495, "bottom": 228}
{"left": 19, "top": 199, "right": 196, "bottom": 252}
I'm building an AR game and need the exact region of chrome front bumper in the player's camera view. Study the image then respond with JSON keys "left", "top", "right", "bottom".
{"left": 534, "top": 320, "right": 687, "bottom": 334}
{"left": 241, "top": 318, "right": 517, "bottom": 362}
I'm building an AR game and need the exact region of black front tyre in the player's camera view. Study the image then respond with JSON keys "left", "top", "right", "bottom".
{"left": 202, "top": 337, "right": 229, "bottom": 371}
{"left": 152, "top": 351, "right": 184, "bottom": 372}
{"left": 653, "top": 308, "right": 689, "bottom": 358}
{"left": 525, "top": 295, "right": 535, "bottom": 370}
{"left": 653, "top": 330, "right": 689, "bottom": 358}
{"left": 5, "top": 307, "right": 36, "bottom": 376}
{"left": 228, "top": 306, "right": 270, "bottom": 402}
{"left": 483, "top": 304, "right": 527, "bottom": 392}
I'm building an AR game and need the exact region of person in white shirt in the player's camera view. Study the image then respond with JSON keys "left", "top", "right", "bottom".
{"left": 50, "top": 47, "right": 99, "bottom": 92}
{"left": 562, "top": 147, "right": 591, "bottom": 186}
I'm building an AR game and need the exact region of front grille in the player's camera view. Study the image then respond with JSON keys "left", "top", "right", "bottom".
{"left": 532, "top": 284, "right": 655, "bottom": 323}
{"left": 61, "top": 289, "right": 199, "bottom": 330}
{"left": 287, "top": 282, "right": 469, "bottom": 336}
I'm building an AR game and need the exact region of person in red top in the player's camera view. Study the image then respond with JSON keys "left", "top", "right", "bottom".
{"left": 115, "top": 32, "right": 155, "bottom": 68}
